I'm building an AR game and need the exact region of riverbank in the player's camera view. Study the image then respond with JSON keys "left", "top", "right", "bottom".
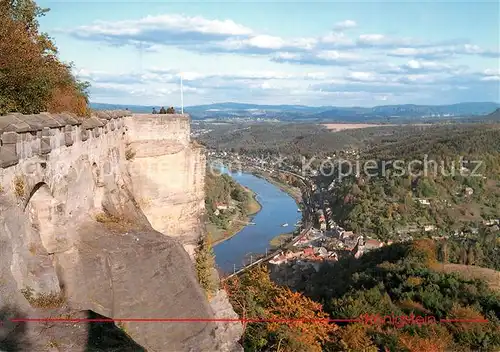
{"left": 212, "top": 168, "right": 303, "bottom": 273}
{"left": 242, "top": 186, "right": 262, "bottom": 215}
{"left": 251, "top": 171, "right": 303, "bottom": 205}
{"left": 208, "top": 187, "right": 262, "bottom": 246}
{"left": 269, "top": 232, "right": 294, "bottom": 249}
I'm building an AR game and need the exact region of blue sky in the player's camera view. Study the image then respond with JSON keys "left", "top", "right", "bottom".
{"left": 38, "top": 0, "right": 499, "bottom": 107}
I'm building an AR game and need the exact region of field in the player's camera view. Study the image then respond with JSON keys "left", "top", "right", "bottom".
{"left": 321, "top": 123, "right": 395, "bottom": 131}
{"left": 436, "top": 263, "right": 500, "bottom": 292}
{"left": 321, "top": 123, "right": 435, "bottom": 131}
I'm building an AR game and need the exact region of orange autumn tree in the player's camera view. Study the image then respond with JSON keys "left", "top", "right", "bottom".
{"left": 224, "top": 265, "right": 336, "bottom": 352}
{"left": 266, "top": 289, "right": 337, "bottom": 352}
{"left": 398, "top": 325, "right": 453, "bottom": 352}
{"left": 0, "top": 0, "right": 90, "bottom": 116}
{"left": 333, "top": 324, "right": 378, "bottom": 352}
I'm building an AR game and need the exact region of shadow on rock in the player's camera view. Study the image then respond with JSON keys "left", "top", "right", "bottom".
{"left": 0, "top": 305, "right": 30, "bottom": 352}
{"left": 86, "top": 310, "right": 146, "bottom": 352}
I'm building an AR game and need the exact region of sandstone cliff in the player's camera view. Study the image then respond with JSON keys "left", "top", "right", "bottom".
{"left": 0, "top": 111, "right": 242, "bottom": 351}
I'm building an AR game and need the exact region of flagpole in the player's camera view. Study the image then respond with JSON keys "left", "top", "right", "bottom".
{"left": 180, "top": 73, "right": 184, "bottom": 114}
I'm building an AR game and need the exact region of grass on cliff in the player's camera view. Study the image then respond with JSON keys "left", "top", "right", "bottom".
{"left": 125, "top": 146, "right": 136, "bottom": 160}
{"left": 94, "top": 211, "right": 137, "bottom": 232}
{"left": 13, "top": 176, "right": 25, "bottom": 198}
{"left": 21, "top": 287, "right": 65, "bottom": 309}
{"left": 195, "top": 235, "right": 218, "bottom": 298}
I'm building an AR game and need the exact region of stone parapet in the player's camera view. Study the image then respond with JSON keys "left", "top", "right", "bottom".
{"left": 0, "top": 110, "right": 131, "bottom": 168}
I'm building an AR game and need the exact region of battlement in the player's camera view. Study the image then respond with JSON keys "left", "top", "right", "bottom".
{"left": 0, "top": 110, "right": 131, "bottom": 168}
{"left": 0, "top": 111, "right": 191, "bottom": 168}
{"left": 124, "top": 113, "right": 191, "bottom": 147}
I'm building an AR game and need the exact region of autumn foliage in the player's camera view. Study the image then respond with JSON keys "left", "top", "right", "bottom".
{"left": 398, "top": 326, "right": 453, "bottom": 352}
{"left": 224, "top": 265, "right": 337, "bottom": 352}
{"left": 0, "top": 0, "right": 90, "bottom": 116}
{"left": 227, "top": 240, "right": 500, "bottom": 351}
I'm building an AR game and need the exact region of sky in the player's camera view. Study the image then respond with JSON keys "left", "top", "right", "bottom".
{"left": 38, "top": 0, "right": 500, "bottom": 107}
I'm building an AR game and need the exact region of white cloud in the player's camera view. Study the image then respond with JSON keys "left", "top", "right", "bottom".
{"left": 357, "top": 34, "right": 415, "bottom": 47}
{"left": 215, "top": 35, "right": 317, "bottom": 54}
{"left": 66, "top": 13, "right": 499, "bottom": 105}
{"left": 484, "top": 68, "right": 500, "bottom": 76}
{"left": 316, "top": 50, "right": 359, "bottom": 60}
{"left": 389, "top": 44, "right": 500, "bottom": 59}
{"left": 74, "top": 14, "right": 253, "bottom": 39}
{"left": 320, "top": 32, "right": 355, "bottom": 47}
{"left": 67, "top": 12, "right": 499, "bottom": 62}
{"left": 334, "top": 20, "right": 357, "bottom": 30}
{"left": 346, "top": 71, "right": 380, "bottom": 82}
{"left": 247, "top": 35, "right": 287, "bottom": 49}
{"left": 272, "top": 50, "right": 363, "bottom": 66}
{"left": 481, "top": 68, "right": 500, "bottom": 81}
{"left": 85, "top": 65, "right": 499, "bottom": 106}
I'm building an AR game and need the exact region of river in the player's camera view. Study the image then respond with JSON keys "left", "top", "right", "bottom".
{"left": 213, "top": 167, "right": 301, "bottom": 274}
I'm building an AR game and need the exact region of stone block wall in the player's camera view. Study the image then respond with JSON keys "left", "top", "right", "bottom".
{"left": 0, "top": 111, "right": 243, "bottom": 351}
{"left": 124, "top": 113, "right": 190, "bottom": 147}
{"left": 123, "top": 113, "right": 206, "bottom": 256}
{"left": 0, "top": 110, "right": 205, "bottom": 253}
{"left": 0, "top": 110, "right": 131, "bottom": 169}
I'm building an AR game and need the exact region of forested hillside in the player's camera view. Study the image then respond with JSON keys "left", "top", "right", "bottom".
{"left": 324, "top": 124, "right": 500, "bottom": 239}
{"left": 228, "top": 239, "right": 500, "bottom": 352}
{"left": 0, "top": 0, "right": 89, "bottom": 116}
{"left": 197, "top": 122, "right": 443, "bottom": 162}
{"left": 198, "top": 123, "right": 359, "bottom": 158}
{"left": 204, "top": 170, "right": 261, "bottom": 245}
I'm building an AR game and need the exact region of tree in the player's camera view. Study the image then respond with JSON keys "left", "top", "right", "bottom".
{"left": 225, "top": 266, "right": 336, "bottom": 352}
{"left": 466, "top": 246, "right": 475, "bottom": 265}
{"left": 441, "top": 242, "right": 449, "bottom": 264}
{"left": 266, "top": 289, "right": 337, "bottom": 352}
{"left": 0, "top": 0, "right": 90, "bottom": 116}
{"left": 398, "top": 326, "right": 453, "bottom": 352}
{"left": 195, "top": 235, "right": 217, "bottom": 298}
{"left": 330, "top": 324, "right": 377, "bottom": 352}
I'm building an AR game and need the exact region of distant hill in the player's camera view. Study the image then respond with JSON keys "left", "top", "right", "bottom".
{"left": 487, "top": 108, "right": 500, "bottom": 120}
{"left": 90, "top": 101, "right": 500, "bottom": 123}
{"left": 308, "top": 102, "right": 500, "bottom": 122}
{"left": 91, "top": 102, "right": 157, "bottom": 113}
{"left": 455, "top": 107, "right": 500, "bottom": 123}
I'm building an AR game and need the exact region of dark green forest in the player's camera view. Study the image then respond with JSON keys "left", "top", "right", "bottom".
{"left": 204, "top": 170, "right": 251, "bottom": 229}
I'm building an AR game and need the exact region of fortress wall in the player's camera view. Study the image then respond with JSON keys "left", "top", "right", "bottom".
{"left": 0, "top": 110, "right": 130, "bottom": 298}
{"left": 123, "top": 114, "right": 206, "bottom": 255}
{"left": 123, "top": 113, "right": 190, "bottom": 146}
{"left": 0, "top": 110, "right": 206, "bottom": 263}
{"left": 0, "top": 110, "right": 241, "bottom": 351}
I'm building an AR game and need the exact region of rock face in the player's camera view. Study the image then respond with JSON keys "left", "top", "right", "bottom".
{"left": 124, "top": 114, "right": 206, "bottom": 258}
{"left": 0, "top": 111, "right": 242, "bottom": 351}
{"left": 209, "top": 289, "right": 245, "bottom": 352}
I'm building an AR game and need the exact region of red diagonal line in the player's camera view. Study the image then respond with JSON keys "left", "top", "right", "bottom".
{"left": 7, "top": 318, "right": 489, "bottom": 324}
{"left": 8, "top": 318, "right": 357, "bottom": 323}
